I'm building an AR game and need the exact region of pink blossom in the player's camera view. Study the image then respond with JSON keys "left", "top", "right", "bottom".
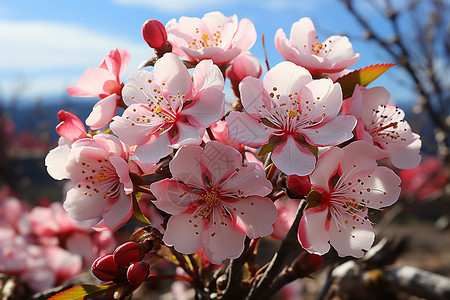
{"left": 51, "top": 134, "right": 134, "bottom": 230}
{"left": 111, "top": 53, "right": 225, "bottom": 163}
{"left": 342, "top": 85, "right": 421, "bottom": 169}
{"left": 271, "top": 195, "right": 301, "bottom": 240}
{"left": 166, "top": 11, "right": 257, "bottom": 65}
{"left": 150, "top": 141, "right": 277, "bottom": 264}
{"left": 275, "top": 17, "right": 359, "bottom": 74}
{"left": 226, "top": 51, "right": 262, "bottom": 96}
{"left": 67, "top": 48, "right": 130, "bottom": 130}
{"left": 226, "top": 61, "right": 356, "bottom": 176}
{"left": 298, "top": 141, "right": 401, "bottom": 257}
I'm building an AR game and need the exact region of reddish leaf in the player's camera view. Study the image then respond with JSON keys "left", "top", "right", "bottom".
{"left": 336, "top": 63, "right": 395, "bottom": 99}
{"left": 48, "top": 284, "right": 117, "bottom": 300}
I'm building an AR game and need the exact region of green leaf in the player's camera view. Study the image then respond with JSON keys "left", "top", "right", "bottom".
{"left": 132, "top": 194, "right": 152, "bottom": 225}
{"left": 48, "top": 284, "right": 117, "bottom": 300}
{"left": 336, "top": 63, "right": 395, "bottom": 99}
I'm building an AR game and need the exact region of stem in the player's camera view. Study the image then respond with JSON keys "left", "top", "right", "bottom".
{"left": 261, "top": 34, "right": 270, "bottom": 71}
{"left": 246, "top": 200, "right": 306, "bottom": 300}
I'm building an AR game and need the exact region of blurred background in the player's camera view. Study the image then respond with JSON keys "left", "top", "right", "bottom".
{"left": 0, "top": 0, "right": 449, "bottom": 298}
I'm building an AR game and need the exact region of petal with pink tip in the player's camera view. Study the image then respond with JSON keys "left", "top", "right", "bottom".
{"left": 101, "top": 48, "right": 130, "bottom": 78}
{"left": 329, "top": 212, "right": 374, "bottom": 258}
{"left": 201, "top": 141, "right": 242, "bottom": 186}
{"left": 225, "top": 196, "right": 277, "bottom": 239}
{"left": 134, "top": 132, "right": 173, "bottom": 163}
{"left": 272, "top": 135, "right": 316, "bottom": 176}
{"left": 301, "top": 115, "right": 356, "bottom": 146}
{"left": 67, "top": 67, "right": 116, "bottom": 98}
{"left": 56, "top": 111, "right": 87, "bottom": 141}
{"left": 298, "top": 206, "right": 331, "bottom": 255}
{"left": 150, "top": 179, "right": 202, "bottom": 215}
{"left": 163, "top": 213, "right": 204, "bottom": 254}
{"left": 170, "top": 145, "right": 205, "bottom": 188}
{"left": 86, "top": 94, "right": 119, "bottom": 130}
{"left": 182, "top": 88, "right": 225, "bottom": 127}
{"left": 202, "top": 209, "right": 246, "bottom": 265}
{"left": 226, "top": 112, "right": 273, "bottom": 147}
{"left": 154, "top": 53, "right": 192, "bottom": 98}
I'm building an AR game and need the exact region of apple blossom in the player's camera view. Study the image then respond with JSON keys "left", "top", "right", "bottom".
{"left": 275, "top": 17, "right": 359, "bottom": 74}
{"left": 298, "top": 141, "right": 401, "bottom": 257}
{"left": 226, "top": 51, "right": 262, "bottom": 97}
{"left": 227, "top": 61, "right": 356, "bottom": 176}
{"left": 67, "top": 48, "right": 130, "bottom": 130}
{"left": 166, "top": 11, "right": 257, "bottom": 65}
{"left": 111, "top": 53, "right": 225, "bottom": 163}
{"left": 52, "top": 134, "right": 134, "bottom": 231}
{"left": 150, "top": 141, "right": 277, "bottom": 264}
{"left": 342, "top": 85, "right": 421, "bottom": 169}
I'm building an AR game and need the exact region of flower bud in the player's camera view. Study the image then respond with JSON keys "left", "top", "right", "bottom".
{"left": 91, "top": 255, "right": 120, "bottom": 281}
{"left": 130, "top": 226, "right": 163, "bottom": 254}
{"left": 142, "top": 19, "right": 168, "bottom": 49}
{"left": 127, "top": 261, "right": 150, "bottom": 286}
{"left": 113, "top": 241, "right": 145, "bottom": 267}
{"left": 226, "top": 52, "right": 262, "bottom": 97}
{"left": 286, "top": 175, "right": 312, "bottom": 198}
{"left": 290, "top": 252, "right": 323, "bottom": 278}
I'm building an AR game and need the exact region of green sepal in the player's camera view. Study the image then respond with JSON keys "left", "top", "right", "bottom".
{"left": 48, "top": 283, "right": 120, "bottom": 300}
{"left": 258, "top": 135, "right": 285, "bottom": 156}
{"left": 336, "top": 63, "right": 396, "bottom": 99}
{"left": 305, "top": 190, "right": 323, "bottom": 210}
{"left": 132, "top": 193, "right": 152, "bottom": 225}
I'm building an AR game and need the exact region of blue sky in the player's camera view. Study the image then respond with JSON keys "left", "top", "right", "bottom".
{"left": 0, "top": 0, "right": 414, "bottom": 105}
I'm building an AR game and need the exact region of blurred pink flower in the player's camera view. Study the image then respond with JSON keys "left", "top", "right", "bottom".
{"left": 166, "top": 11, "right": 257, "bottom": 65}
{"left": 342, "top": 85, "right": 421, "bottom": 169}
{"left": 67, "top": 48, "right": 130, "bottom": 130}
{"left": 275, "top": 17, "right": 359, "bottom": 75}
{"left": 227, "top": 61, "right": 356, "bottom": 176}
{"left": 150, "top": 141, "right": 277, "bottom": 264}
{"left": 271, "top": 195, "right": 301, "bottom": 240}
{"left": 298, "top": 141, "right": 401, "bottom": 257}
{"left": 111, "top": 53, "right": 225, "bottom": 163}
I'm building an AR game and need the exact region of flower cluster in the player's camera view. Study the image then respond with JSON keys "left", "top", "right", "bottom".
{"left": 43, "top": 11, "right": 421, "bottom": 298}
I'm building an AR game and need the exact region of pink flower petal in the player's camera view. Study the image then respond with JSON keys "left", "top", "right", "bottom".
{"left": 300, "top": 78, "right": 342, "bottom": 122}
{"left": 134, "top": 132, "right": 173, "bottom": 163}
{"left": 328, "top": 212, "right": 374, "bottom": 258}
{"left": 201, "top": 141, "right": 242, "bottom": 186}
{"left": 163, "top": 212, "right": 204, "bottom": 254}
{"left": 169, "top": 145, "right": 205, "bottom": 188}
{"left": 202, "top": 208, "right": 246, "bottom": 264}
{"left": 388, "top": 137, "right": 422, "bottom": 169}
{"left": 288, "top": 17, "right": 316, "bottom": 51}
{"left": 301, "top": 115, "right": 356, "bottom": 146}
{"left": 192, "top": 59, "right": 224, "bottom": 93}
{"left": 182, "top": 46, "right": 241, "bottom": 65}
{"left": 45, "top": 137, "right": 71, "bottom": 180}
{"left": 272, "top": 135, "right": 316, "bottom": 176}
{"left": 181, "top": 88, "right": 225, "bottom": 127}
{"left": 340, "top": 141, "right": 386, "bottom": 175}
{"left": 56, "top": 110, "right": 87, "bottom": 141}
{"left": 86, "top": 94, "right": 119, "bottom": 130}
{"left": 121, "top": 70, "right": 158, "bottom": 106}
{"left": 67, "top": 67, "right": 117, "bottom": 98}
{"left": 298, "top": 206, "right": 331, "bottom": 255}
{"left": 154, "top": 53, "right": 192, "bottom": 99}
{"left": 219, "top": 164, "right": 272, "bottom": 197}
{"left": 150, "top": 179, "right": 202, "bottom": 215}
{"left": 226, "top": 112, "right": 273, "bottom": 147}
{"left": 310, "top": 147, "right": 343, "bottom": 193}
{"left": 232, "top": 18, "right": 257, "bottom": 51}
{"left": 224, "top": 195, "right": 277, "bottom": 239}
{"left": 171, "top": 122, "right": 202, "bottom": 149}
{"left": 64, "top": 183, "right": 108, "bottom": 221}
{"left": 110, "top": 156, "right": 132, "bottom": 194}
{"left": 102, "top": 189, "right": 133, "bottom": 230}
{"left": 263, "top": 61, "right": 312, "bottom": 100}
{"left": 239, "top": 76, "right": 271, "bottom": 116}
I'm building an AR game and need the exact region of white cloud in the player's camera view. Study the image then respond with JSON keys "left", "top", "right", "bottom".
{"left": 112, "top": 0, "right": 230, "bottom": 13}
{"left": 0, "top": 20, "right": 149, "bottom": 72}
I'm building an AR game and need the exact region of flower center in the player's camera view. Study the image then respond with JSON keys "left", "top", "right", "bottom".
{"left": 203, "top": 192, "right": 221, "bottom": 207}
{"left": 288, "top": 109, "right": 298, "bottom": 118}
{"left": 94, "top": 173, "right": 109, "bottom": 183}
{"left": 312, "top": 41, "right": 323, "bottom": 55}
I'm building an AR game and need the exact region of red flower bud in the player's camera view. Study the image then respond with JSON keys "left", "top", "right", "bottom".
{"left": 142, "top": 19, "right": 168, "bottom": 49}
{"left": 287, "top": 175, "right": 312, "bottom": 198}
{"left": 91, "top": 255, "right": 120, "bottom": 281}
{"left": 113, "top": 241, "right": 145, "bottom": 267}
{"left": 127, "top": 261, "right": 150, "bottom": 286}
